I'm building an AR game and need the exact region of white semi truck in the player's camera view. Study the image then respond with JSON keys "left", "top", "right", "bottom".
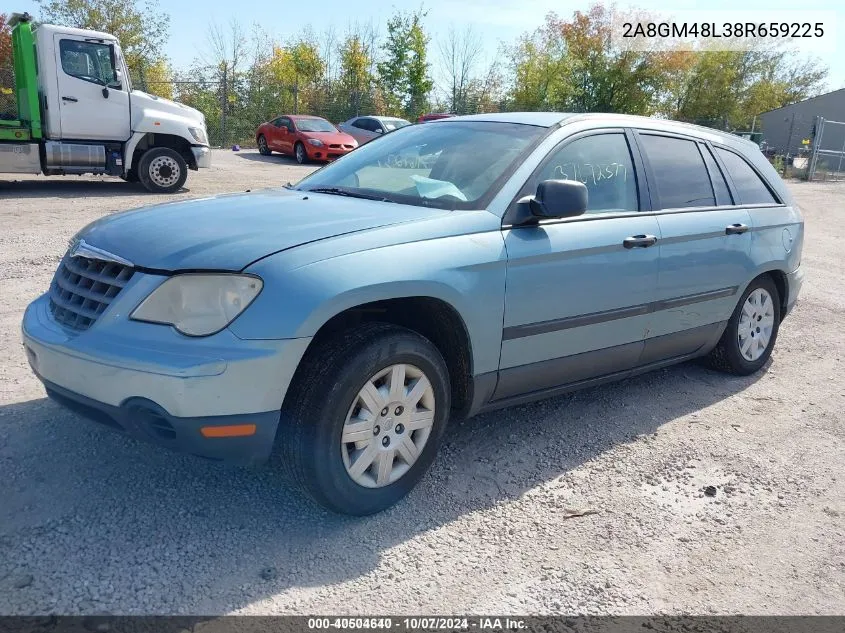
{"left": 0, "top": 13, "right": 210, "bottom": 193}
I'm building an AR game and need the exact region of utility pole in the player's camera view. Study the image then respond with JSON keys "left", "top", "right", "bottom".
{"left": 783, "top": 112, "right": 797, "bottom": 177}
{"left": 221, "top": 63, "right": 228, "bottom": 148}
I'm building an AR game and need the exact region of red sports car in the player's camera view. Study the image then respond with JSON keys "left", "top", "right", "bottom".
{"left": 256, "top": 115, "right": 358, "bottom": 164}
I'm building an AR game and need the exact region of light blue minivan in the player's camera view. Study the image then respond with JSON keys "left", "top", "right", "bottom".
{"left": 22, "top": 113, "right": 804, "bottom": 514}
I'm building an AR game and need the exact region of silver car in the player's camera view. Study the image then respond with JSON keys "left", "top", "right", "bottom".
{"left": 338, "top": 115, "right": 412, "bottom": 145}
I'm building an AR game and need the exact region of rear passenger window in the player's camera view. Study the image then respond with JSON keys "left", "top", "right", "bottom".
{"left": 534, "top": 133, "right": 638, "bottom": 213}
{"left": 701, "top": 145, "right": 733, "bottom": 205}
{"left": 639, "top": 134, "right": 714, "bottom": 209}
{"left": 714, "top": 148, "right": 778, "bottom": 205}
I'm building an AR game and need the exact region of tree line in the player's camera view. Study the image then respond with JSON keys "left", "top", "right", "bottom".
{"left": 0, "top": 0, "right": 830, "bottom": 145}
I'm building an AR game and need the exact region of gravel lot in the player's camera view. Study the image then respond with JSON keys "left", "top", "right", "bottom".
{"left": 0, "top": 150, "right": 843, "bottom": 616}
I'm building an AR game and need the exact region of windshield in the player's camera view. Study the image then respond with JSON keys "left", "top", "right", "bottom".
{"left": 383, "top": 118, "right": 410, "bottom": 131}
{"left": 295, "top": 121, "right": 545, "bottom": 210}
{"left": 296, "top": 118, "right": 337, "bottom": 132}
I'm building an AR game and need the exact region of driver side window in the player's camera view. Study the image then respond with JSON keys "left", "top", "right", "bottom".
{"left": 529, "top": 133, "right": 639, "bottom": 214}
{"left": 59, "top": 39, "right": 118, "bottom": 86}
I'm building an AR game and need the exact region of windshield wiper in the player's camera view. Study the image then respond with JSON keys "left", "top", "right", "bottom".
{"left": 306, "top": 187, "right": 393, "bottom": 202}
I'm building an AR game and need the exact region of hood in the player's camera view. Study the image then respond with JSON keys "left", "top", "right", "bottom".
{"left": 301, "top": 130, "right": 357, "bottom": 145}
{"left": 76, "top": 189, "right": 443, "bottom": 271}
{"left": 130, "top": 90, "right": 205, "bottom": 126}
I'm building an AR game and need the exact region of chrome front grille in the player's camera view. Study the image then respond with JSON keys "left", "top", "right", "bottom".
{"left": 49, "top": 255, "right": 134, "bottom": 331}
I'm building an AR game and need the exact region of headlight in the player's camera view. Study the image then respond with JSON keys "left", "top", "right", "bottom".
{"left": 130, "top": 274, "right": 262, "bottom": 337}
{"left": 307, "top": 139, "right": 324, "bottom": 147}
{"left": 188, "top": 126, "right": 208, "bottom": 145}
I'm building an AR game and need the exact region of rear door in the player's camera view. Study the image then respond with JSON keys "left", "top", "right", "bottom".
{"left": 713, "top": 145, "right": 799, "bottom": 304}
{"left": 634, "top": 131, "right": 755, "bottom": 363}
{"left": 54, "top": 35, "right": 130, "bottom": 141}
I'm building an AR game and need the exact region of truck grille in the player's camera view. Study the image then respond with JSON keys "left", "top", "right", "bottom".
{"left": 49, "top": 255, "right": 134, "bottom": 331}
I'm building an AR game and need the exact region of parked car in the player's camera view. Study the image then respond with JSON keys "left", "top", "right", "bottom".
{"left": 23, "top": 112, "right": 804, "bottom": 516}
{"left": 337, "top": 115, "right": 412, "bottom": 145}
{"left": 418, "top": 112, "right": 455, "bottom": 123}
{"left": 256, "top": 114, "right": 357, "bottom": 164}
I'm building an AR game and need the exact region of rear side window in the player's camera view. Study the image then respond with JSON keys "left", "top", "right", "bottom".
{"left": 714, "top": 148, "right": 778, "bottom": 205}
{"left": 701, "top": 144, "right": 733, "bottom": 205}
{"left": 639, "top": 134, "right": 714, "bottom": 209}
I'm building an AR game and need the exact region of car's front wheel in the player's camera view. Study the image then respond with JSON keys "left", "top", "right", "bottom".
{"left": 294, "top": 142, "right": 308, "bottom": 165}
{"left": 257, "top": 134, "right": 271, "bottom": 155}
{"left": 706, "top": 275, "right": 781, "bottom": 375}
{"left": 275, "top": 323, "right": 450, "bottom": 515}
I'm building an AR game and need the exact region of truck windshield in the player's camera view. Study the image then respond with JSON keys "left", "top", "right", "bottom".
{"left": 295, "top": 121, "right": 546, "bottom": 210}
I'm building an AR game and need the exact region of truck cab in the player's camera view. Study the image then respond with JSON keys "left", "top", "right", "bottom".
{"left": 0, "top": 13, "right": 210, "bottom": 193}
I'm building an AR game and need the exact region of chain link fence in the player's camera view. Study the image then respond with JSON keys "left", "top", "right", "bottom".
{"left": 808, "top": 116, "right": 845, "bottom": 181}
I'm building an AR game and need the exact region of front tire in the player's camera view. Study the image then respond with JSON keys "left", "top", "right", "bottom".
{"left": 257, "top": 135, "right": 271, "bottom": 155}
{"left": 706, "top": 275, "right": 781, "bottom": 375}
{"left": 138, "top": 147, "right": 188, "bottom": 194}
{"left": 275, "top": 323, "right": 451, "bottom": 515}
{"left": 294, "top": 142, "right": 308, "bottom": 165}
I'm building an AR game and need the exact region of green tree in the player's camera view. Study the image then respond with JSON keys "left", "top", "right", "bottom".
{"left": 377, "top": 9, "right": 433, "bottom": 118}
{"left": 35, "top": 0, "right": 170, "bottom": 77}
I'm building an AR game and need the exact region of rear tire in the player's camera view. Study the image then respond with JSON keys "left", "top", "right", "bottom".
{"left": 706, "top": 275, "right": 781, "bottom": 375}
{"left": 274, "top": 323, "right": 451, "bottom": 516}
{"left": 257, "top": 135, "right": 271, "bottom": 156}
{"left": 138, "top": 147, "right": 188, "bottom": 194}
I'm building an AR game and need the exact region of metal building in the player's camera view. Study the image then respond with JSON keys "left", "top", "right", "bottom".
{"left": 759, "top": 88, "right": 845, "bottom": 156}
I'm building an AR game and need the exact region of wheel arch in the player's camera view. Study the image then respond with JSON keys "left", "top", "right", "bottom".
{"left": 291, "top": 295, "right": 475, "bottom": 418}
{"left": 125, "top": 132, "right": 198, "bottom": 173}
{"left": 743, "top": 267, "right": 789, "bottom": 322}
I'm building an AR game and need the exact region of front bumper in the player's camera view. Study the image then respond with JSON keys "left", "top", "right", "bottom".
{"left": 191, "top": 145, "right": 212, "bottom": 169}
{"left": 306, "top": 144, "right": 355, "bottom": 161}
{"left": 22, "top": 289, "right": 311, "bottom": 465}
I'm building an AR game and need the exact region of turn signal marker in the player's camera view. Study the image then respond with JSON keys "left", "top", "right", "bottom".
{"left": 200, "top": 424, "right": 257, "bottom": 438}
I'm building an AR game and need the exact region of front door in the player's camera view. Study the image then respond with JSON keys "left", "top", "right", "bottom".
{"left": 633, "top": 131, "right": 755, "bottom": 363}
{"left": 54, "top": 35, "right": 130, "bottom": 141}
{"left": 496, "top": 130, "right": 661, "bottom": 401}
{"left": 278, "top": 117, "right": 296, "bottom": 154}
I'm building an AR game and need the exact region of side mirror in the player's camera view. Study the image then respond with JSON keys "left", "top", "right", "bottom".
{"left": 374, "top": 128, "right": 383, "bottom": 134}
{"left": 528, "top": 179, "right": 588, "bottom": 219}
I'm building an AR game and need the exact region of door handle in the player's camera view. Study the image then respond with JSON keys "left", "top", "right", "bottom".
{"left": 725, "top": 223, "right": 749, "bottom": 235}
{"left": 623, "top": 234, "right": 658, "bottom": 249}
{"left": 61, "top": 96, "right": 78, "bottom": 102}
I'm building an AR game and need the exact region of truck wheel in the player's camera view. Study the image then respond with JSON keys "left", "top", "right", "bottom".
{"left": 705, "top": 275, "right": 781, "bottom": 375}
{"left": 138, "top": 147, "right": 188, "bottom": 193}
{"left": 275, "top": 323, "right": 450, "bottom": 515}
{"left": 257, "top": 135, "right": 271, "bottom": 155}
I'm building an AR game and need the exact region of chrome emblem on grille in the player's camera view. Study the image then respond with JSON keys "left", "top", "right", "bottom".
{"left": 68, "top": 239, "right": 134, "bottom": 267}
